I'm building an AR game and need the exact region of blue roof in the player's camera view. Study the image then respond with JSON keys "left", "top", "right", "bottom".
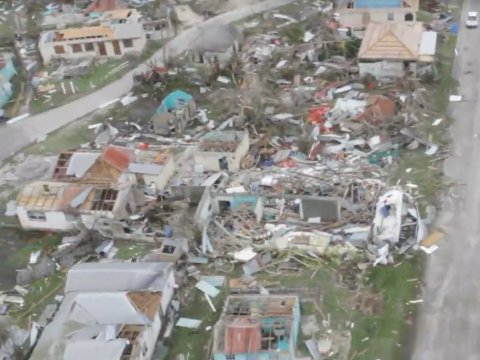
{"left": 157, "top": 90, "right": 192, "bottom": 113}
{"left": 0, "top": 58, "right": 16, "bottom": 83}
{"left": 355, "top": 0, "right": 402, "bottom": 8}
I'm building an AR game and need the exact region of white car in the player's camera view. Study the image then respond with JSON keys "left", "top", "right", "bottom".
{"left": 466, "top": 11, "right": 479, "bottom": 28}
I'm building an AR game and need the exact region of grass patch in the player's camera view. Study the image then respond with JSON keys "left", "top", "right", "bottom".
{"left": 115, "top": 242, "right": 153, "bottom": 260}
{"left": 166, "top": 286, "right": 226, "bottom": 360}
{"left": 21, "top": 119, "right": 92, "bottom": 156}
{"left": 432, "top": 33, "right": 458, "bottom": 116}
{"left": 30, "top": 60, "right": 133, "bottom": 114}
{"left": 5, "top": 233, "right": 61, "bottom": 268}
{"left": 350, "top": 255, "right": 422, "bottom": 360}
{"left": 392, "top": 150, "right": 442, "bottom": 205}
{"left": 12, "top": 273, "right": 66, "bottom": 322}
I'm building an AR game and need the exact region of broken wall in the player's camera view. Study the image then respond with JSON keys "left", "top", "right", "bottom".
{"left": 17, "top": 207, "right": 78, "bottom": 231}
{"left": 294, "top": 196, "right": 341, "bottom": 222}
{"left": 142, "top": 157, "right": 177, "bottom": 191}
{"left": 359, "top": 60, "right": 416, "bottom": 78}
{"left": 194, "top": 133, "right": 249, "bottom": 172}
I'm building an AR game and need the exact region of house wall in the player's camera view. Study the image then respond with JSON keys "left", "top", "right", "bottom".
{"left": 152, "top": 99, "right": 195, "bottom": 135}
{"left": 161, "top": 269, "right": 176, "bottom": 314}
{"left": 194, "top": 133, "right": 249, "bottom": 172}
{"left": 39, "top": 31, "right": 146, "bottom": 64}
{"left": 17, "top": 207, "right": 78, "bottom": 231}
{"left": 359, "top": 60, "right": 417, "bottom": 78}
{"left": 112, "top": 187, "right": 144, "bottom": 220}
{"left": 339, "top": 8, "right": 416, "bottom": 29}
{"left": 143, "top": 157, "right": 176, "bottom": 191}
{"left": 194, "top": 189, "right": 214, "bottom": 227}
{"left": 137, "top": 312, "right": 162, "bottom": 360}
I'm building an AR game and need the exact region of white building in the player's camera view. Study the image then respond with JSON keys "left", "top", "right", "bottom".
{"left": 358, "top": 22, "right": 437, "bottom": 78}
{"left": 194, "top": 131, "right": 249, "bottom": 172}
{"left": 16, "top": 180, "right": 143, "bottom": 232}
{"left": 30, "top": 262, "right": 176, "bottom": 360}
{"left": 39, "top": 9, "right": 146, "bottom": 64}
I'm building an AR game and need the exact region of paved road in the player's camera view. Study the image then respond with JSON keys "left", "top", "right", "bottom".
{"left": 412, "top": 1, "right": 480, "bottom": 359}
{"left": 0, "top": 0, "right": 295, "bottom": 162}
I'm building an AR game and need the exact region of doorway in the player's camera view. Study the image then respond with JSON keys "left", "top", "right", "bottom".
{"left": 218, "top": 156, "right": 228, "bottom": 170}
{"left": 112, "top": 40, "right": 121, "bottom": 55}
{"left": 98, "top": 42, "right": 107, "bottom": 56}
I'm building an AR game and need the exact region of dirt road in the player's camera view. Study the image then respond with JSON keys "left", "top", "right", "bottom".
{"left": 412, "top": 1, "right": 480, "bottom": 358}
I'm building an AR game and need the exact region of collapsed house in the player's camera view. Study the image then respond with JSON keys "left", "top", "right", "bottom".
{"left": 52, "top": 145, "right": 177, "bottom": 192}
{"left": 338, "top": 0, "right": 419, "bottom": 29}
{"left": 186, "top": 23, "right": 243, "bottom": 67}
{"left": 83, "top": 0, "right": 128, "bottom": 16}
{"left": 357, "top": 22, "right": 437, "bottom": 78}
{"left": 194, "top": 131, "right": 249, "bottom": 172}
{"left": 212, "top": 295, "right": 300, "bottom": 360}
{"left": 30, "top": 262, "right": 177, "bottom": 360}
{"left": 16, "top": 180, "right": 143, "bottom": 231}
{"left": 39, "top": 9, "right": 146, "bottom": 64}
{"left": 151, "top": 90, "right": 196, "bottom": 136}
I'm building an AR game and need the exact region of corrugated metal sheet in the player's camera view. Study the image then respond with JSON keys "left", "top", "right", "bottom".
{"left": 419, "top": 31, "right": 437, "bottom": 56}
{"left": 66, "top": 153, "right": 100, "bottom": 178}
{"left": 128, "top": 162, "right": 163, "bottom": 175}
{"left": 225, "top": 318, "right": 262, "bottom": 354}
{"left": 102, "top": 145, "right": 134, "bottom": 171}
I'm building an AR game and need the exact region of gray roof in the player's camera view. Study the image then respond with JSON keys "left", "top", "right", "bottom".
{"left": 113, "top": 23, "right": 144, "bottom": 40}
{"left": 128, "top": 163, "right": 164, "bottom": 175}
{"left": 30, "top": 262, "right": 173, "bottom": 360}
{"left": 30, "top": 292, "right": 149, "bottom": 360}
{"left": 189, "top": 24, "right": 243, "bottom": 53}
{"left": 65, "top": 262, "right": 173, "bottom": 293}
{"left": 64, "top": 340, "right": 127, "bottom": 360}
{"left": 65, "top": 153, "right": 99, "bottom": 178}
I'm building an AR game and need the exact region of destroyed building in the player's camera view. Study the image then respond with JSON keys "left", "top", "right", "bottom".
{"left": 16, "top": 180, "right": 143, "bottom": 232}
{"left": 30, "top": 262, "right": 177, "bottom": 360}
{"left": 338, "top": 0, "right": 418, "bottom": 29}
{"left": 151, "top": 90, "right": 196, "bottom": 136}
{"left": 194, "top": 131, "right": 249, "bottom": 172}
{"left": 212, "top": 295, "right": 300, "bottom": 360}
{"left": 52, "top": 145, "right": 177, "bottom": 192}
{"left": 186, "top": 23, "right": 243, "bottom": 67}
{"left": 357, "top": 22, "right": 437, "bottom": 78}
{"left": 83, "top": 0, "right": 128, "bottom": 15}
{"left": 38, "top": 9, "right": 146, "bottom": 64}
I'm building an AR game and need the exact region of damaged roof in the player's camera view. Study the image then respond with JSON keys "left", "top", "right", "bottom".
{"left": 30, "top": 262, "right": 171, "bottom": 359}
{"left": 189, "top": 24, "right": 243, "bottom": 53}
{"left": 102, "top": 145, "right": 135, "bottom": 172}
{"left": 65, "top": 262, "right": 174, "bottom": 293}
{"left": 358, "top": 22, "right": 426, "bottom": 60}
{"left": 157, "top": 90, "right": 193, "bottom": 113}
{"left": 30, "top": 291, "right": 160, "bottom": 360}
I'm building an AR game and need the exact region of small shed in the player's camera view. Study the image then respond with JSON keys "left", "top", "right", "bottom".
{"left": 152, "top": 90, "right": 196, "bottom": 135}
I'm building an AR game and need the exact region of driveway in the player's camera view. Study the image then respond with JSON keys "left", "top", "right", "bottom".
{"left": 0, "top": 0, "right": 295, "bottom": 162}
{"left": 412, "top": 1, "right": 480, "bottom": 358}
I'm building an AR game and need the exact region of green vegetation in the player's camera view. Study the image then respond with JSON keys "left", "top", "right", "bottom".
{"left": 30, "top": 60, "right": 133, "bottom": 114}
{"left": 116, "top": 242, "right": 152, "bottom": 260}
{"left": 12, "top": 274, "right": 66, "bottom": 322}
{"left": 5, "top": 233, "right": 60, "bottom": 268}
{"left": 21, "top": 120, "right": 92, "bottom": 156}
{"left": 167, "top": 286, "right": 226, "bottom": 360}
{"left": 351, "top": 256, "right": 422, "bottom": 360}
